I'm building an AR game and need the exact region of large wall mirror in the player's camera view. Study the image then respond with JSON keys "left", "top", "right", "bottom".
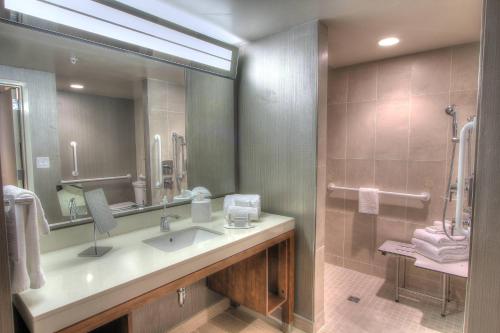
{"left": 0, "top": 22, "right": 236, "bottom": 228}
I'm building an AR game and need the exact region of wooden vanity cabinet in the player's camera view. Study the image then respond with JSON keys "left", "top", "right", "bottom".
{"left": 207, "top": 239, "right": 291, "bottom": 315}
{"left": 56, "top": 230, "right": 295, "bottom": 333}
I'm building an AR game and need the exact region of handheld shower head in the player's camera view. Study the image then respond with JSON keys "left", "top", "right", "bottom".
{"left": 445, "top": 105, "right": 459, "bottom": 142}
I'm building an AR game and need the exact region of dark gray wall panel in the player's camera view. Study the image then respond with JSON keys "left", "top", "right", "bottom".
{"left": 186, "top": 70, "right": 236, "bottom": 197}
{"left": 466, "top": 0, "right": 500, "bottom": 331}
{"left": 238, "top": 21, "right": 321, "bottom": 320}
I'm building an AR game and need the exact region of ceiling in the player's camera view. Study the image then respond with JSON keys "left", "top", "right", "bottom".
{"left": 158, "top": 0, "right": 482, "bottom": 68}
{"left": 0, "top": 23, "right": 185, "bottom": 99}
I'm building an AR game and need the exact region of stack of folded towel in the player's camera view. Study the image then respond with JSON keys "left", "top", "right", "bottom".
{"left": 411, "top": 221, "right": 469, "bottom": 263}
{"left": 224, "top": 194, "right": 261, "bottom": 223}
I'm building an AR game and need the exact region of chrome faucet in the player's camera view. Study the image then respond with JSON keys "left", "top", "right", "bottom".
{"left": 160, "top": 214, "right": 179, "bottom": 232}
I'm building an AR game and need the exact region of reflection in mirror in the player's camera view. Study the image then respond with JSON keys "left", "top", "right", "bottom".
{"left": 0, "top": 22, "right": 236, "bottom": 227}
{"left": 56, "top": 184, "right": 88, "bottom": 219}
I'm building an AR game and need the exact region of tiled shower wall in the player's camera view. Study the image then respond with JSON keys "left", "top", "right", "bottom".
{"left": 326, "top": 43, "right": 479, "bottom": 300}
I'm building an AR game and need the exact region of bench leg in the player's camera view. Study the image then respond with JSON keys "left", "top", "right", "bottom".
{"left": 441, "top": 273, "right": 448, "bottom": 317}
{"left": 395, "top": 256, "right": 400, "bottom": 302}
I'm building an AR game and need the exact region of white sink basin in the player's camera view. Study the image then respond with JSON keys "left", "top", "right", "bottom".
{"left": 143, "top": 227, "right": 223, "bottom": 252}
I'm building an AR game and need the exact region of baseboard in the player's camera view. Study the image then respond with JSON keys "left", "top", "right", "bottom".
{"left": 293, "top": 313, "right": 314, "bottom": 333}
{"left": 166, "top": 298, "right": 230, "bottom": 333}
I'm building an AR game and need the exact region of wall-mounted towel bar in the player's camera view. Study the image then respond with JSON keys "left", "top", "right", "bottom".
{"left": 327, "top": 183, "right": 430, "bottom": 202}
{"left": 3, "top": 197, "right": 33, "bottom": 206}
{"left": 60, "top": 174, "right": 132, "bottom": 185}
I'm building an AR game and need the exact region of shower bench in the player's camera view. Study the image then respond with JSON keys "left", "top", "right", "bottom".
{"left": 378, "top": 240, "right": 468, "bottom": 317}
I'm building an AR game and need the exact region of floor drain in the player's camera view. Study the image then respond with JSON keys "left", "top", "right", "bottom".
{"left": 347, "top": 296, "right": 361, "bottom": 303}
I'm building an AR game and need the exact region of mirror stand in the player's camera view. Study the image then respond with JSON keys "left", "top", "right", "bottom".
{"left": 78, "top": 223, "right": 112, "bottom": 257}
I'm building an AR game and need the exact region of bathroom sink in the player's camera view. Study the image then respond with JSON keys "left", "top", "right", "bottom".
{"left": 143, "top": 227, "right": 222, "bottom": 252}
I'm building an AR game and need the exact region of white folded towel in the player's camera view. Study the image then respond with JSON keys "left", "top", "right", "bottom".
{"left": 3, "top": 185, "right": 50, "bottom": 293}
{"left": 425, "top": 220, "right": 453, "bottom": 234}
{"left": 413, "top": 229, "right": 467, "bottom": 247}
{"left": 224, "top": 194, "right": 261, "bottom": 217}
{"left": 226, "top": 206, "right": 260, "bottom": 222}
{"left": 412, "top": 238, "right": 469, "bottom": 263}
{"left": 358, "top": 188, "right": 379, "bottom": 215}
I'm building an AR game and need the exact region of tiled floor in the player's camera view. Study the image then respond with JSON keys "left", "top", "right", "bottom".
{"left": 190, "top": 307, "right": 290, "bottom": 333}
{"left": 320, "top": 264, "right": 464, "bottom": 333}
{"left": 190, "top": 263, "right": 465, "bottom": 333}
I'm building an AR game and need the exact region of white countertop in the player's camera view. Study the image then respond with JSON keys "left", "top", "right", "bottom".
{"left": 14, "top": 211, "right": 295, "bottom": 333}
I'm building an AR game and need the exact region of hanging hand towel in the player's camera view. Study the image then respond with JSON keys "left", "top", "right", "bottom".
{"left": 4, "top": 185, "right": 50, "bottom": 293}
{"left": 358, "top": 188, "right": 379, "bottom": 215}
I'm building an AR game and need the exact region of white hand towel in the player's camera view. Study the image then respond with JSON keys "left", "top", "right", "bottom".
{"left": 224, "top": 194, "right": 261, "bottom": 217}
{"left": 226, "top": 206, "right": 260, "bottom": 222}
{"left": 3, "top": 185, "right": 50, "bottom": 292}
{"left": 413, "top": 229, "right": 467, "bottom": 247}
{"left": 412, "top": 238, "right": 469, "bottom": 263}
{"left": 358, "top": 188, "right": 379, "bottom": 215}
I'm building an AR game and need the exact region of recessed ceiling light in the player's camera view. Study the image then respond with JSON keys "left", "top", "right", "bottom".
{"left": 70, "top": 83, "right": 84, "bottom": 89}
{"left": 378, "top": 37, "right": 400, "bottom": 47}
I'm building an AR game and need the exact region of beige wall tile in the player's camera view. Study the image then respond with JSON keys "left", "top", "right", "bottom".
{"left": 325, "top": 209, "right": 345, "bottom": 258}
{"left": 374, "top": 160, "right": 407, "bottom": 219}
{"left": 409, "top": 93, "right": 449, "bottom": 161}
{"left": 406, "top": 160, "right": 446, "bottom": 224}
{"left": 377, "top": 57, "right": 411, "bottom": 101}
{"left": 344, "top": 211, "right": 375, "bottom": 264}
{"left": 343, "top": 258, "right": 374, "bottom": 275}
{"left": 328, "top": 68, "right": 349, "bottom": 105}
{"left": 327, "top": 158, "right": 346, "bottom": 186}
{"left": 325, "top": 253, "right": 343, "bottom": 266}
{"left": 346, "top": 102, "right": 376, "bottom": 159}
{"left": 346, "top": 159, "right": 374, "bottom": 188}
{"left": 451, "top": 43, "right": 480, "bottom": 92}
{"left": 411, "top": 48, "right": 452, "bottom": 96}
{"left": 375, "top": 99, "right": 410, "bottom": 160}
{"left": 347, "top": 63, "right": 377, "bottom": 103}
{"left": 451, "top": 90, "right": 478, "bottom": 129}
{"left": 327, "top": 103, "right": 347, "bottom": 159}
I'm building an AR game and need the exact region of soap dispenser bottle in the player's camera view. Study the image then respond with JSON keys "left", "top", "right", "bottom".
{"left": 191, "top": 193, "right": 212, "bottom": 223}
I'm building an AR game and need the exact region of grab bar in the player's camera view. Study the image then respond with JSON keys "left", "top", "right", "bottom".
{"left": 455, "top": 118, "right": 476, "bottom": 236}
{"left": 70, "top": 141, "right": 79, "bottom": 176}
{"left": 327, "top": 183, "right": 430, "bottom": 202}
{"left": 61, "top": 174, "right": 132, "bottom": 185}
{"left": 3, "top": 197, "right": 34, "bottom": 206}
{"left": 154, "top": 134, "right": 162, "bottom": 188}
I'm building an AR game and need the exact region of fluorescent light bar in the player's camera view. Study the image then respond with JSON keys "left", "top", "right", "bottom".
{"left": 115, "top": 0, "right": 244, "bottom": 46}
{"left": 4, "top": 0, "right": 233, "bottom": 71}
{"left": 70, "top": 83, "right": 84, "bottom": 89}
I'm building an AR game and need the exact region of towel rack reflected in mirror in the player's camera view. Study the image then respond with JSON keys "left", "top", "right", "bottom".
{"left": 3, "top": 197, "right": 34, "bottom": 206}
{"left": 327, "top": 183, "right": 431, "bottom": 202}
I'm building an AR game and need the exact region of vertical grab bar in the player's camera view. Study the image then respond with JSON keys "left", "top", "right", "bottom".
{"left": 154, "top": 135, "right": 162, "bottom": 188}
{"left": 70, "top": 141, "right": 79, "bottom": 176}
{"left": 181, "top": 137, "right": 187, "bottom": 177}
{"left": 455, "top": 118, "right": 476, "bottom": 236}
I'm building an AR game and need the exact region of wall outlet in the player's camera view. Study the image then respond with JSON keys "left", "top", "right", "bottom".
{"left": 36, "top": 156, "right": 50, "bottom": 169}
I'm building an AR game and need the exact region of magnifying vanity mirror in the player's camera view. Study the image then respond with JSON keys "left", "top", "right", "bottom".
{"left": 0, "top": 22, "right": 236, "bottom": 229}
